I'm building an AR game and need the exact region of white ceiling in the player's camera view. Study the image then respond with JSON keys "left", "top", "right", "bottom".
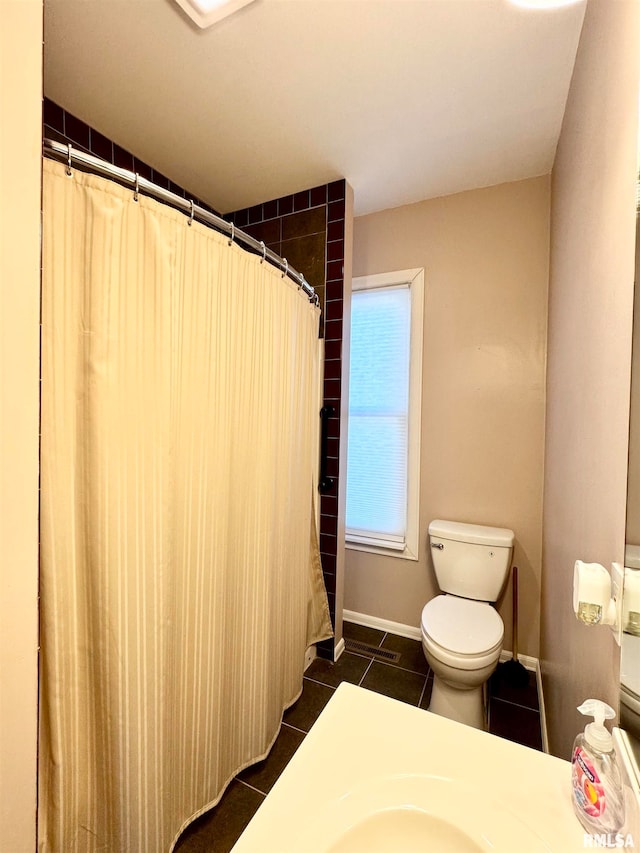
{"left": 43, "top": 0, "right": 587, "bottom": 217}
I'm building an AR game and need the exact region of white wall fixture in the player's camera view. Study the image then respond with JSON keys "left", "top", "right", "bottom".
{"left": 573, "top": 560, "right": 623, "bottom": 645}
{"left": 174, "top": 0, "right": 255, "bottom": 29}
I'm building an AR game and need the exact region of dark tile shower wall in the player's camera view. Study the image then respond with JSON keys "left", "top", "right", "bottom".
{"left": 43, "top": 98, "right": 345, "bottom": 659}
{"left": 228, "top": 182, "right": 346, "bottom": 659}
{"left": 43, "top": 98, "right": 221, "bottom": 215}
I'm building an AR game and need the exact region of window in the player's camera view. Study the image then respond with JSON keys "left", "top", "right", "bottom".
{"left": 346, "top": 268, "right": 424, "bottom": 560}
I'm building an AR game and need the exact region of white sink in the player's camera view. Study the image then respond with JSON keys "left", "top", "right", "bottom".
{"left": 305, "top": 773, "right": 549, "bottom": 852}
{"left": 329, "top": 810, "right": 482, "bottom": 853}
{"left": 232, "top": 682, "right": 585, "bottom": 853}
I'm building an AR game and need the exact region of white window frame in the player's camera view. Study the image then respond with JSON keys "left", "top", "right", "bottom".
{"left": 346, "top": 267, "right": 424, "bottom": 561}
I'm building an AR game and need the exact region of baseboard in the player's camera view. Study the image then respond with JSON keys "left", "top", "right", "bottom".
{"left": 498, "top": 649, "right": 537, "bottom": 671}
{"left": 334, "top": 636, "right": 345, "bottom": 662}
{"left": 343, "top": 609, "right": 421, "bottom": 641}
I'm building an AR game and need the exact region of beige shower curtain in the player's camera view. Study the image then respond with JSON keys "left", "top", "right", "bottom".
{"left": 39, "top": 159, "right": 332, "bottom": 852}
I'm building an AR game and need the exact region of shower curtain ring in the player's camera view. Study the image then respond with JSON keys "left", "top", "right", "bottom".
{"left": 134, "top": 173, "right": 139, "bottom": 202}
{"left": 66, "top": 143, "right": 73, "bottom": 177}
{"left": 228, "top": 223, "right": 234, "bottom": 246}
{"left": 282, "top": 258, "right": 288, "bottom": 279}
{"left": 260, "top": 241, "right": 266, "bottom": 263}
{"left": 188, "top": 199, "right": 194, "bottom": 226}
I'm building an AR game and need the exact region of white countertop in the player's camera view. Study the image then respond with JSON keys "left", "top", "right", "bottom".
{"left": 232, "top": 682, "right": 588, "bottom": 852}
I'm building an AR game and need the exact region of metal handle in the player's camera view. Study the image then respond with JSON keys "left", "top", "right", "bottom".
{"left": 431, "top": 542, "right": 444, "bottom": 550}
{"left": 318, "top": 405, "right": 335, "bottom": 494}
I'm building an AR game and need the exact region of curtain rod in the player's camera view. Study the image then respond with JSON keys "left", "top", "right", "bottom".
{"left": 43, "top": 138, "right": 318, "bottom": 306}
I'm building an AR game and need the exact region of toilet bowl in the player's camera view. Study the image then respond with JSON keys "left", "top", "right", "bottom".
{"left": 422, "top": 520, "right": 514, "bottom": 730}
{"left": 421, "top": 595, "right": 503, "bottom": 729}
{"left": 421, "top": 595, "right": 504, "bottom": 729}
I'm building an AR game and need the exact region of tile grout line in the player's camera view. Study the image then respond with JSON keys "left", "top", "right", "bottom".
{"left": 490, "top": 695, "right": 541, "bottom": 715}
{"left": 360, "top": 646, "right": 431, "bottom": 676}
{"left": 417, "top": 676, "right": 428, "bottom": 710}
{"left": 236, "top": 778, "right": 267, "bottom": 798}
{"left": 281, "top": 721, "right": 311, "bottom": 737}
{"left": 367, "top": 659, "right": 430, "bottom": 677}
{"left": 303, "top": 674, "right": 341, "bottom": 690}
{"left": 358, "top": 657, "right": 376, "bottom": 686}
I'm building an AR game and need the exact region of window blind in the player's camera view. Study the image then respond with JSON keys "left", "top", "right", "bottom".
{"left": 346, "top": 284, "right": 411, "bottom": 547}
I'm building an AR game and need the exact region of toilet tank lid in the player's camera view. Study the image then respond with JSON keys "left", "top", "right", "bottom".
{"left": 428, "top": 519, "right": 514, "bottom": 548}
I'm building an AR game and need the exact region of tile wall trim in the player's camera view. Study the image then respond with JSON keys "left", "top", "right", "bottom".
{"left": 304, "top": 645, "right": 317, "bottom": 671}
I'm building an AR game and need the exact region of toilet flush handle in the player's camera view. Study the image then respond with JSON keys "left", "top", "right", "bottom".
{"left": 431, "top": 542, "right": 444, "bottom": 550}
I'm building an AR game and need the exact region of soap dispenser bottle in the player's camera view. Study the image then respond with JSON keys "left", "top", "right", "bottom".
{"left": 571, "top": 699, "right": 625, "bottom": 835}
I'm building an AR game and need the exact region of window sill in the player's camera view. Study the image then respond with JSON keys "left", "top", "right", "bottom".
{"left": 345, "top": 539, "right": 419, "bottom": 561}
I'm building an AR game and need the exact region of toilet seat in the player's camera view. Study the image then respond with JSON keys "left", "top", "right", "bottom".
{"left": 421, "top": 595, "right": 503, "bottom": 658}
{"left": 422, "top": 630, "right": 501, "bottom": 672}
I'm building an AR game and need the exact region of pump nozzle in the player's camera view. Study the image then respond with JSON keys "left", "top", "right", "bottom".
{"left": 577, "top": 699, "right": 616, "bottom": 752}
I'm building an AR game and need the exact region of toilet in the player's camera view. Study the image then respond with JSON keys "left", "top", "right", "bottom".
{"left": 421, "top": 519, "right": 514, "bottom": 730}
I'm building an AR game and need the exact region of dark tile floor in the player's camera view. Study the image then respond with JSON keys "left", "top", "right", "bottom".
{"left": 175, "top": 620, "right": 542, "bottom": 852}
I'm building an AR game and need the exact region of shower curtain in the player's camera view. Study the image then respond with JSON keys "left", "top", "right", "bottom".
{"left": 39, "top": 159, "right": 332, "bottom": 852}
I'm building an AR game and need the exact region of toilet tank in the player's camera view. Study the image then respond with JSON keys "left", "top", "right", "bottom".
{"left": 428, "top": 519, "right": 514, "bottom": 602}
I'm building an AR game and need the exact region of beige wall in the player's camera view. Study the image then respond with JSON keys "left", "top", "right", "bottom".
{"left": 347, "top": 176, "right": 550, "bottom": 658}
{"left": 625, "top": 220, "right": 640, "bottom": 547}
{"left": 542, "top": 0, "right": 639, "bottom": 759}
{"left": 0, "top": 0, "right": 42, "bottom": 849}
